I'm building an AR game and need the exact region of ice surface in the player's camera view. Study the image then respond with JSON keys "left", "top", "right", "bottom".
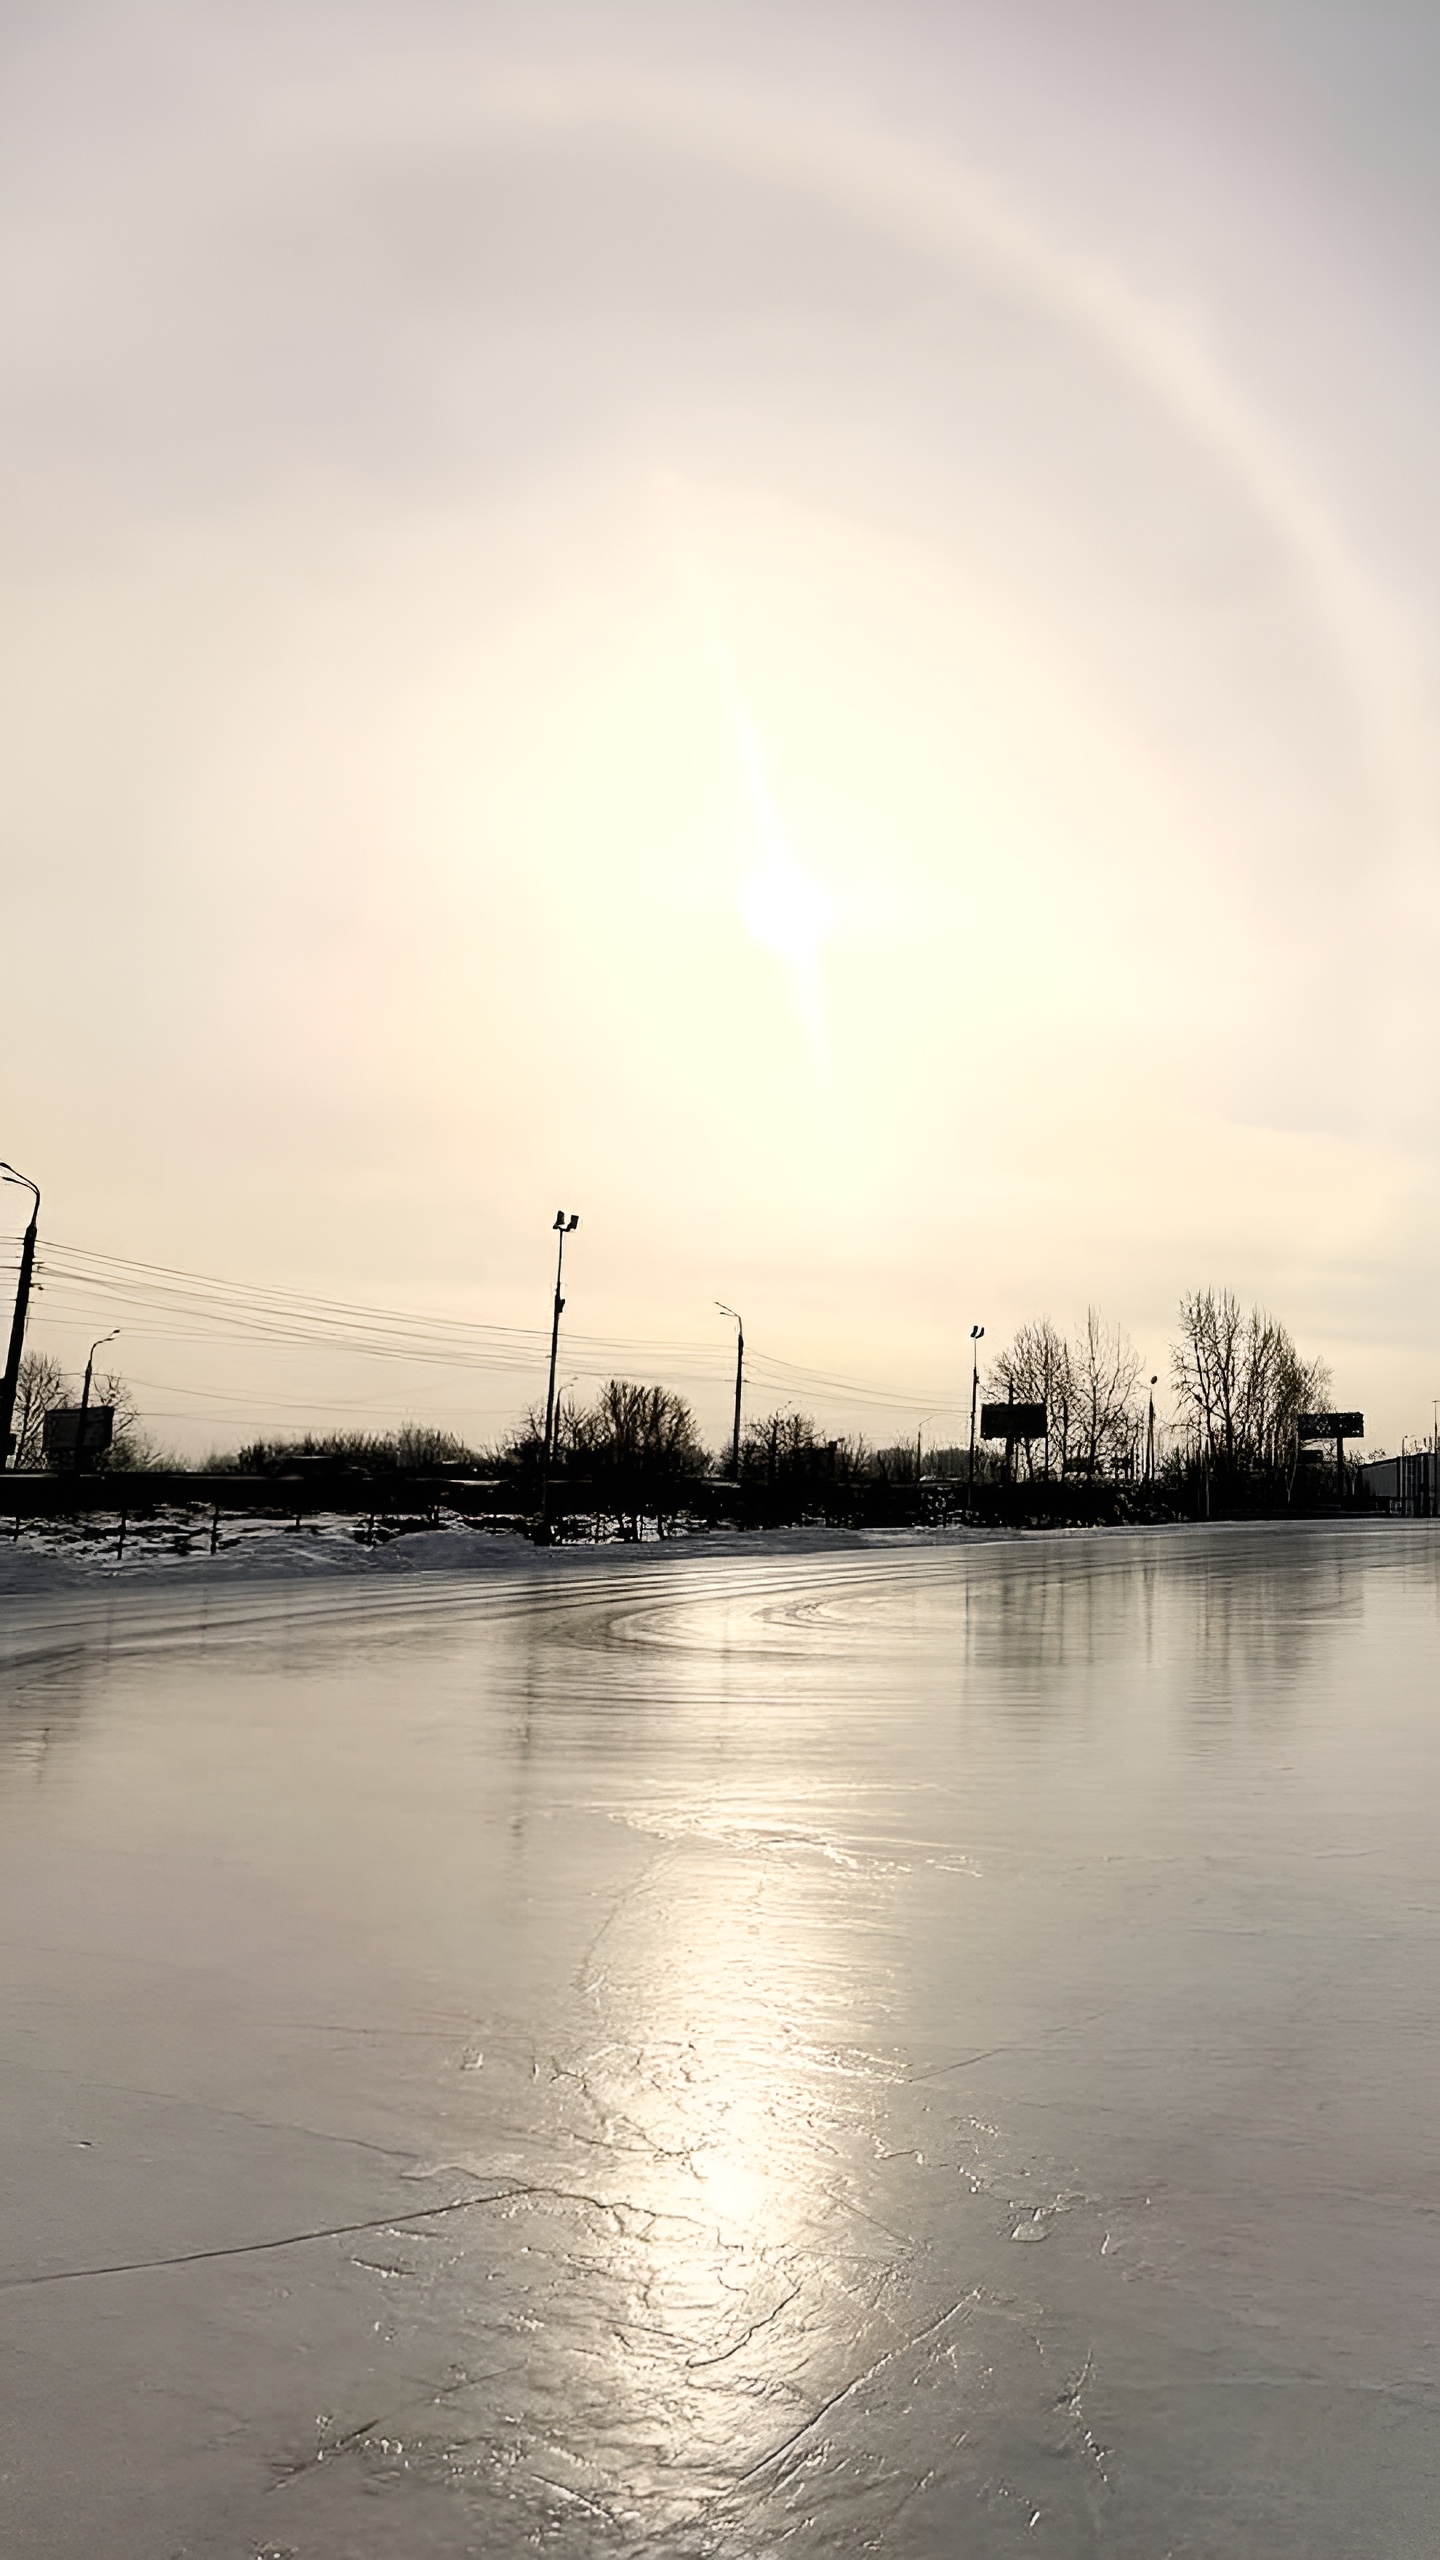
{"left": 2, "top": 1523, "right": 1438, "bottom": 2556}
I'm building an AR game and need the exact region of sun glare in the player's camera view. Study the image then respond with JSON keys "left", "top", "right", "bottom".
{"left": 721, "top": 645, "right": 839, "bottom": 1057}
{"left": 737, "top": 851, "right": 838, "bottom": 979}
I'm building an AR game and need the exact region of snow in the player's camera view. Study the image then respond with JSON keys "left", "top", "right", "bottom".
{"left": 0, "top": 1507, "right": 1001, "bottom": 1598}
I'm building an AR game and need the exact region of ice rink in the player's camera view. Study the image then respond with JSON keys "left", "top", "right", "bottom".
{"left": 2, "top": 1523, "right": 1438, "bottom": 2556}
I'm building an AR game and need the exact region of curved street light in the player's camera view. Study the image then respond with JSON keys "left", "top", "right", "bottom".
{"left": 0, "top": 1163, "right": 41, "bottom": 1473}
{"left": 716, "top": 1304, "right": 744, "bottom": 1481}
{"left": 75, "top": 1328, "right": 120, "bottom": 1476}
{"left": 915, "top": 1411, "right": 936, "bottom": 1484}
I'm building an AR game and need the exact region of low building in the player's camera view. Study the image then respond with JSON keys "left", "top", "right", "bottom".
{"left": 1356, "top": 1450, "right": 1437, "bottom": 1516}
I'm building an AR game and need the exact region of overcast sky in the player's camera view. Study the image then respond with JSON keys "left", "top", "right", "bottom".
{"left": 5, "top": 0, "right": 1440, "bottom": 1454}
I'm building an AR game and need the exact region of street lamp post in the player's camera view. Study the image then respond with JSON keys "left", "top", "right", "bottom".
{"left": 716, "top": 1304, "right": 744, "bottom": 1481}
{"left": 915, "top": 1412, "right": 936, "bottom": 1484}
{"left": 1146, "top": 1376, "right": 1158, "bottom": 1486}
{"left": 967, "top": 1325, "right": 985, "bottom": 1501}
{"left": 539, "top": 1213, "right": 578, "bottom": 1535}
{"left": 75, "top": 1329, "right": 119, "bottom": 1477}
{"left": 0, "top": 1164, "right": 40, "bottom": 1472}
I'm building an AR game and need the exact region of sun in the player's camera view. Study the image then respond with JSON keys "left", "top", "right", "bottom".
{"left": 729, "top": 697, "right": 839, "bottom": 1058}
{"left": 738, "top": 850, "right": 837, "bottom": 980}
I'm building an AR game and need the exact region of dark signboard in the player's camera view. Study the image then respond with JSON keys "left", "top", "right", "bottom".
{"left": 981, "top": 1401, "right": 1047, "bottom": 1442}
{"left": 1296, "top": 1411, "right": 1364, "bottom": 1442}
{"left": 42, "top": 1406, "right": 115, "bottom": 1462}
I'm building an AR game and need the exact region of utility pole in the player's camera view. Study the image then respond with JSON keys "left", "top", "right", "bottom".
{"left": 539, "top": 1212, "right": 578, "bottom": 1536}
{"left": 0, "top": 1164, "right": 40, "bottom": 1472}
{"left": 74, "top": 1330, "right": 119, "bottom": 1476}
{"left": 967, "top": 1324, "right": 984, "bottom": 1500}
{"left": 717, "top": 1304, "right": 744, "bottom": 1479}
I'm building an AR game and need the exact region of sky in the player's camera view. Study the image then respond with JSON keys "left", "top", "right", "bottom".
{"left": 4, "top": 0, "right": 1440, "bottom": 1457}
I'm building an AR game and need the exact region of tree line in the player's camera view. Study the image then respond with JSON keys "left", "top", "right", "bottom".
{"left": 987, "top": 1291, "right": 1332, "bottom": 1494}
{"left": 7, "top": 1287, "right": 1341, "bottom": 1522}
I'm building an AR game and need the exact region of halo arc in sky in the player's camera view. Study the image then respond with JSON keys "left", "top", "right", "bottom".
{"left": 347, "top": 60, "right": 1431, "bottom": 883}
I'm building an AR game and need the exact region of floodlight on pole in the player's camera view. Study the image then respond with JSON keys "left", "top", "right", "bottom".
{"left": 716, "top": 1303, "right": 744, "bottom": 1481}
{"left": 0, "top": 1163, "right": 41, "bottom": 1473}
{"left": 967, "top": 1325, "right": 985, "bottom": 1498}
{"left": 539, "top": 1213, "right": 579, "bottom": 1534}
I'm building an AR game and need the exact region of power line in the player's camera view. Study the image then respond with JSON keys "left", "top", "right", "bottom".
{"left": 21, "top": 1238, "right": 967, "bottom": 1428}
{"left": 35, "top": 1242, "right": 730, "bottom": 1370}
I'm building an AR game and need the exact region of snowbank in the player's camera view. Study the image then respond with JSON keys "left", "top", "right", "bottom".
{"left": 0, "top": 1508, "right": 1002, "bottom": 1602}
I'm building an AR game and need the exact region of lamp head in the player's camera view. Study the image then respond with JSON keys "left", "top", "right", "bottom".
{"left": 971, "top": 1324, "right": 984, "bottom": 1341}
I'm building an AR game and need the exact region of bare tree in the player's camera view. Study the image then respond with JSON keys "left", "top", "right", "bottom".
{"left": 1234, "top": 1314, "right": 1319, "bottom": 1473}
{"left": 218, "top": 1423, "right": 479, "bottom": 1474}
{"left": 90, "top": 1370, "right": 163, "bottom": 1471}
{"left": 11, "top": 1350, "right": 67, "bottom": 1469}
{"left": 738, "top": 1410, "right": 870, "bottom": 1510}
{"left": 1171, "top": 1291, "right": 1329, "bottom": 1482}
{"left": 989, "top": 1318, "right": 1076, "bottom": 1478}
{"left": 526, "top": 1380, "right": 710, "bottom": 1534}
{"left": 1072, "top": 1307, "right": 1143, "bottom": 1480}
{"left": 741, "top": 1407, "right": 816, "bottom": 1489}
{"left": 989, "top": 1312, "right": 1138, "bottom": 1479}
{"left": 1172, "top": 1288, "right": 1244, "bottom": 1468}
{"left": 9, "top": 1354, "right": 164, "bottom": 1473}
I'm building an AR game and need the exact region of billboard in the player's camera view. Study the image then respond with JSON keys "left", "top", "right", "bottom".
{"left": 42, "top": 1406, "right": 115, "bottom": 1463}
{"left": 1296, "top": 1412, "right": 1364, "bottom": 1443}
{"left": 980, "top": 1401, "right": 1047, "bottom": 1442}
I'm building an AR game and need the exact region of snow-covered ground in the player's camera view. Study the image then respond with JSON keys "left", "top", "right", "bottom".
{"left": 0, "top": 1506, "right": 1002, "bottom": 1597}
